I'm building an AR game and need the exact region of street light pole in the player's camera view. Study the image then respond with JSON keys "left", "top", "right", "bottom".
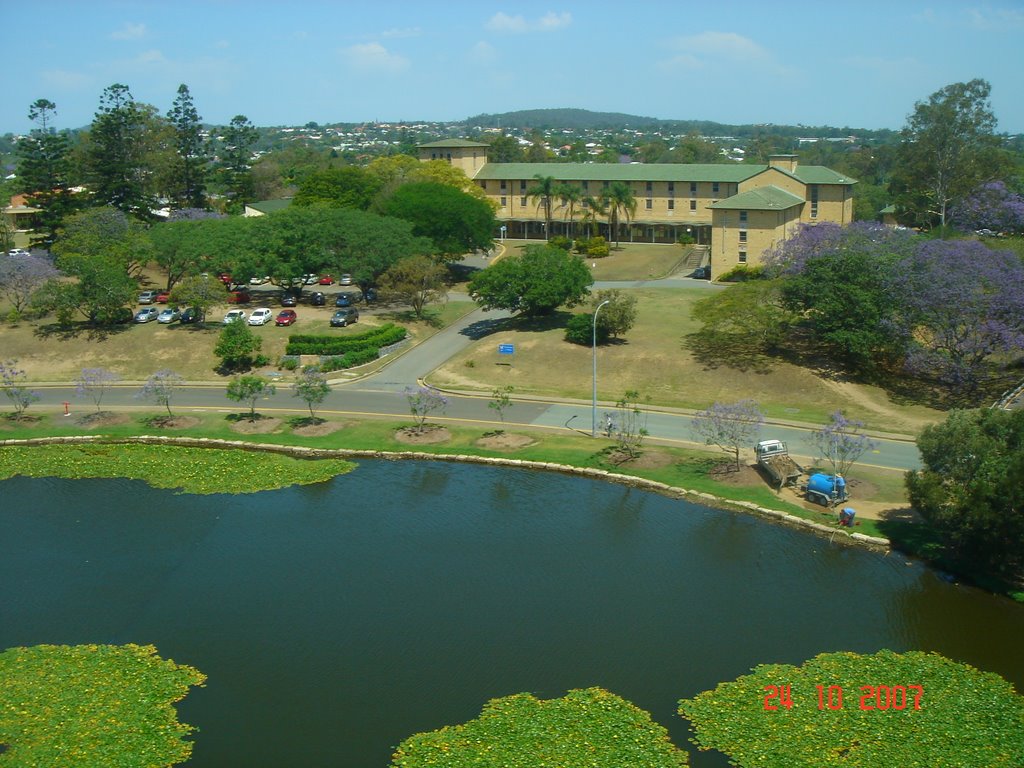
{"left": 592, "top": 299, "right": 610, "bottom": 437}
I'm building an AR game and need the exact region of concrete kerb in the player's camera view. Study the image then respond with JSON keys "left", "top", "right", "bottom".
{"left": 0, "top": 434, "right": 892, "bottom": 552}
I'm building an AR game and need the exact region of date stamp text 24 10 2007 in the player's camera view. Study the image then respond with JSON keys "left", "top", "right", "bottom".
{"left": 763, "top": 684, "right": 923, "bottom": 712}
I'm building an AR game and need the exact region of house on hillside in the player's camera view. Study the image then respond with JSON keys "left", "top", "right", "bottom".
{"left": 3, "top": 195, "right": 42, "bottom": 249}
{"left": 243, "top": 198, "right": 293, "bottom": 217}
{"left": 417, "top": 139, "right": 856, "bottom": 279}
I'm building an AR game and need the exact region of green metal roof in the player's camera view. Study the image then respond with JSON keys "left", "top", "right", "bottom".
{"left": 246, "top": 198, "right": 292, "bottom": 214}
{"left": 879, "top": 204, "right": 896, "bottom": 214}
{"left": 474, "top": 161, "right": 856, "bottom": 185}
{"left": 417, "top": 139, "right": 490, "bottom": 149}
{"left": 474, "top": 162, "right": 760, "bottom": 183}
{"left": 708, "top": 186, "right": 805, "bottom": 211}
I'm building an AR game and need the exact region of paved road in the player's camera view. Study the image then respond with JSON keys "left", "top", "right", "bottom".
{"left": 26, "top": 267, "right": 921, "bottom": 472}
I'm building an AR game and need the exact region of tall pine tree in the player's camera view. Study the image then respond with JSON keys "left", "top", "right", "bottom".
{"left": 167, "top": 84, "right": 208, "bottom": 210}
{"left": 16, "top": 99, "right": 80, "bottom": 247}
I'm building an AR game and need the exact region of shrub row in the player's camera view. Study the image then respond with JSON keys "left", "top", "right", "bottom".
{"left": 285, "top": 324, "right": 407, "bottom": 356}
{"left": 318, "top": 347, "right": 382, "bottom": 372}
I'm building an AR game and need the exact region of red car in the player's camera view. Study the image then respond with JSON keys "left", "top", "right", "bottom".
{"left": 227, "top": 290, "right": 252, "bottom": 304}
{"left": 275, "top": 309, "right": 297, "bottom": 326}
{"left": 217, "top": 273, "right": 233, "bottom": 285}
{"left": 318, "top": 274, "right": 335, "bottom": 285}
{"left": 156, "top": 292, "right": 171, "bottom": 304}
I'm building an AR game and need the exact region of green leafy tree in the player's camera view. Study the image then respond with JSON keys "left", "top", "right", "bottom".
{"left": 601, "top": 181, "right": 636, "bottom": 247}
{"left": 292, "top": 368, "right": 331, "bottom": 421}
{"left": 592, "top": 289, "right": 637, "bottom": 339}
{"left": 215, "top": 318, "right": 263, "bottom": 371}
{"left": 680, "top": 649, "right": 1024, "bottom": 768}
{"left": 564, "top": 312, "right": 609, "bottom": 345}
{"left": 379, "top": 255, "right": 448, "bottom": 319}
{"left": 168, "top": 274, "right": 225, "bottom": 322}
{"left": 0, "top": 644, "right": 205, "bottom": 768}
{"left": 85, "top": 83, "right": 161, "bottom": 218}
{"left": 906, "top": 408, "right": 1024, "bottom": 578}
{"left": 293, "top": 166, "right": 382, "bottom": 210}
{"left": 383, "top": 182, "right": 495, "bottom": 260}
{"left": 484, "top": 133, "right": 525, "bottom": 163}
{"left": 468, "top": 244, "right": 593, "bottom": 316}
{"left": 16, "top": 99, "right": 81, "bottom": 245}
{"left": 526, "top": 174, "right": 557, "bottom": 239}
{"left": 166, "top": 84, "right": 208, "bottom": 210}
{"left": 226, "top": 374, "right": 276, "bottom": 421}
{"left": 691, "top": 279, "right": 793, "bottom": 353}
{"left": 392, "top": 687, "right": 688, "bottom": 767}
{"left": 891, "top": 79, "right": 1009, "bottom": 230}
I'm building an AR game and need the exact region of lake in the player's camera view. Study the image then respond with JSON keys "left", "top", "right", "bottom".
{"left": 2, "top": 460, "right": 1023, "bottom": 766}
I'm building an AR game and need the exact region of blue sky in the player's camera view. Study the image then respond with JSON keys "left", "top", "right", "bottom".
{"left": 4, "top": 1, "right": 1023, "bottom": 134}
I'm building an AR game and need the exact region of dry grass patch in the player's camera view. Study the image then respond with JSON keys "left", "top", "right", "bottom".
{"left": 394, "top": 426, "right": 451, "bottom": 445}
{"left": 75, "top": 411, "right": 131, "bottom": 428}
{"left": 474, "top": 432, "right": 536, "bottom": 450}
{"left": 143, "top": 415, "right": 201, "bottom": 429}
{"left": 227, "top": 415, "right": 284, "bottom": 434}
{"left": 290, "top": 418, "right": 346, "bottom": 437}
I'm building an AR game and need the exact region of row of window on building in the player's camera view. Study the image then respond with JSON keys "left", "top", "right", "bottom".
{"left": 485, "top": 179, "right": 735, "bottom": 196}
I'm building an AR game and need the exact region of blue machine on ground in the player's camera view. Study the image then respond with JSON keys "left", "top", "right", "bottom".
{"left": 805, "top": 473, "right": 848, "bottom": 506}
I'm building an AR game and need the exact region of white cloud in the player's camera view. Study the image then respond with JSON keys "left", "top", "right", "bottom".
{"left": 109, "top": 22, "right": 146, "bottom": 41}
{"left": 134, "top": 49, "right": 167, "bottom": 66}
{"left": 967, "top": 6, "right": 1024, "bottom": 29}
{"left": 381, "top": 27, "right": 422, "bottom": 39}
{"left": 674, "top": 31, "right": 769, "bottom": 59}
{"left": 343, "top": 42, "right": 409, "bottom": 73}
{"left": 485, "top": 11, "right": 571, "bottom": 33}
{"left": 40, "top": 68, "right": 92, "bottom": 90}
{"left": 469, "top": 40, "right": 498, "bottom": 65}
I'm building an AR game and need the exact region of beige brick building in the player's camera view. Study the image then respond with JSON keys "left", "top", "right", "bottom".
{"left": 418, "top": 140, "right": 856, "bottom": 279}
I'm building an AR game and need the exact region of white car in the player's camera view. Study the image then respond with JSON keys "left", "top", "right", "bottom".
{"left": 7, "top": 248, "right": 30, "bottom": 257}
{"left": 249, "top": 275, "right": 270, "bottom": 285}
{"left": 223, "top": 309, "right": 247, "bottom": 324}
{"left": 247, "top": 307, "right": 273, "bottom": 326}
{"left": 339, "top": 274, "right": 353, "bottom": 285}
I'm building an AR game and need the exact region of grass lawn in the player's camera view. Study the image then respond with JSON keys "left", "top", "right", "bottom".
{"left": 498, "top": 239, "right": 690, "bottom": 281}
{"left": 427, "top": 288, "right": 945, "bottom": 434}
{"left": 0, "top": 296, "right": 475, "bottom": 383}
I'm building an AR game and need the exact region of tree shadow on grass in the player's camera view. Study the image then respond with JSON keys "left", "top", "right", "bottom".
{"left": 34, "top": 321, "right": 132, "bottom": 342}
{"left": 459, "top": 315, "right": 516, "bottom": 340}
{"left": 683, "top": 330, "right": 778, "bottom": 375}
{"left": 287, "top": 415, "right": 325, "bottom": 428}
{"left": 510, "top": 310, "right": 574, "bottom": 333}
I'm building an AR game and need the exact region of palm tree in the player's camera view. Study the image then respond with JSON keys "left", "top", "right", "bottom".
{"left": 580, "top": 195, "right": 606, "bottom": 238}
{"left": 555, "top": 182, "right": 583, "bottom": 240}
{"left": 526, "top": 174, "right": 557, "bottom": 240}
{"left": 601, "top": 181, "right": 637, "bottom": 248}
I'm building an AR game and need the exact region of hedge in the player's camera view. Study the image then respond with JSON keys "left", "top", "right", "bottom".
{"left": 286, "top": 324, "right": 407, "bottom": 356}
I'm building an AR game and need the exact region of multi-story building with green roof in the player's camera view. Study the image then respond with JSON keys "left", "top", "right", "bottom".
{"left": 418, "top": 139, "right": 856, "bottom": 279}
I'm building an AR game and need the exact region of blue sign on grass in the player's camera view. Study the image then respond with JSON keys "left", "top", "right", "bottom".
{"left": 498, "top": 344, "right": 515, "bottom": 355}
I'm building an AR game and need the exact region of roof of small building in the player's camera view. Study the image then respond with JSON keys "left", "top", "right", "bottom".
{"left": 879, "top": 204, "right": 896, "bottom": 214}
{"left": 245, "top": 198, "right": 292, "bottom": 215}
{"left": 708, "top": 186, "right": 805, "bottom": 211}
{"left": 417, "top": 139, "right": 490, "bottom": 149}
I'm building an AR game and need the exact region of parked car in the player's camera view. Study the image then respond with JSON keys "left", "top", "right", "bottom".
{"left": 157, "top": 307, "right": 181, "bottom": 324}
{"left": 339, "top": 274, "right": 353, "bottom": 286}
{"left": 217, "top": 273, "right": 233, "bottom": 285}
{"left": 335, "top": 292, "right": 357, "bottom": 307}
{"left": 308, "top": 291, "right": 326, "bottom": 306}
{"left": 156, "top": 291, "right": 171, "bottom": 304}
{"left": 363, "top": 287, "right": 378, "bottom": 303}
{"left": 248, "top": 307, "right": 273, "bottom": 326}
{"left": 134, "top": 307, "right": 160, "bottom": 323}
{"left": 180, "top": 307, "right": 204, "bottom": 324}
{"left": 276, "top": 309, "right": 298, "bottom": 326}
{"left": 223, "top": 309, "right": 247, "bottom": 324}
{"left": 137, "top": 290, "right": 159, "bottom": 304}
{"left": 319, "top": 274, "right": 335, "bottom": 285}
{"left": 692, "top": 265, "right": 710, "bottom": 280}
{"left": 249, "top": 275, "right": 270, "bottom": 285}
{"left": 7, "top": 248, "right": 30, "bottom": 257}
{"left": 303, "top": 274, "right": 319, "bottom": 285}
{"left": 280, "top": 293, "right": 298, "bottom": 307}
{"left": 226, "top": 290, "right": 252, "bottom": 304}
{"left": 330, "top": 307, "right": 359, "bottom": 327}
